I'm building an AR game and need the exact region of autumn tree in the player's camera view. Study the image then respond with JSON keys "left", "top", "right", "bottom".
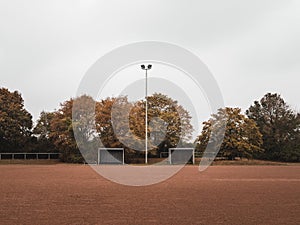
{"left": 33, "top": 111, "right": 56, "bottom": 152}
{"left": 196, "top": 107, "right": 263, "bottom": 160}
{"left": 49, "top": 98, "right": 77, "bottom": 162}
{"left": 48, "top": 95, "right": 96, "bottom": 162}
{"left": 0, "top": 88, "right": 32, "bottom": 152}
{"left": 95, "top": 96, "right": 131, "bottom": 150}
{"left": 95, "top": 93, "right": 193, "bottom": 157}
{"left": 72, "top": 95, "right": 98, "bottom": 163}
{"left": 246, "top": 93, "right": 300, "bottom": 161}
{"left": 36, "top": 93, "right": 192, "bottom": 162}
{"left": 130, "top": 93, "right": 193, "bottom": 156}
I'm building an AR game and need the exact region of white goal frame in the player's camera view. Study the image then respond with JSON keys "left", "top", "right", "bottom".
{"left": 168, "top": 148, "right": 195, "bottom": 164}
{"left": 98, "top": 148, "right": 125, "bottom": 165}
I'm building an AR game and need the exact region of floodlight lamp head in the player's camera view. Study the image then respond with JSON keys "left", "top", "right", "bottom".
{"left": 141, "top": 65, "right": 146, "bottom": 70}
{"left": 147, "top": 64, "right": 152, "bottom": 70}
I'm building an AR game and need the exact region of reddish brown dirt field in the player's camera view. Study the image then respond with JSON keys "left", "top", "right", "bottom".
{"left": 0, "top": 164, "right": 299, "bottom": 225}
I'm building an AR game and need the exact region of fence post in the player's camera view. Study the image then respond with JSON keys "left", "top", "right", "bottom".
{"left": 193, "top": 149, "right": 195, "bottom": 164}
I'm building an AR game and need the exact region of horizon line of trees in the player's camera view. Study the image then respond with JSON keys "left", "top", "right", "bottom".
{"left": 0, "top": 87, "right": 299, "bottom": 162}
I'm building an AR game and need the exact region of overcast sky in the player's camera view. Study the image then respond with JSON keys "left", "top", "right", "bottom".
{"left": 1, "top": 0, "right": 299, "bottom": 126}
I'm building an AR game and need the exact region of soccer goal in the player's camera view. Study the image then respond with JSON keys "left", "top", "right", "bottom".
{"left": 168, "top": 148, "right": 195, "bottom": 164}
{"left": 98, "top": 148, "right": 125, "bottom": 165}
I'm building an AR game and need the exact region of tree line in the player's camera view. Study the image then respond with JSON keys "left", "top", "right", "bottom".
{"left": 0, "top": 87, "right": 299, "bottom": 162}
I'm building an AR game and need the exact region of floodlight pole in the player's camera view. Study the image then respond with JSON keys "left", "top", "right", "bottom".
{"left": 141, "top": 64, "right": 152, "bottom": 164}
{"left": 145, "top": 68, "right": 148, "bottom": 164}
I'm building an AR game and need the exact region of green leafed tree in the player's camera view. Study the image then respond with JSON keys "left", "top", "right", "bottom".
{"left": 196, "top": 107, "right": 263, "bottom": 160}
{"left": 0, "top": 88, "right": 32, "bottom": 152}
{"left": 246, "top": 93, "right": 300, "bottom": 161}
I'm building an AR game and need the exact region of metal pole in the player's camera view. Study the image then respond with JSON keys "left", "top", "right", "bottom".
{"left": 193, "top": 149, "right": 195, "bottom": 164}
{"left": 145, "top": 69, "right": 148, "bottom": 164}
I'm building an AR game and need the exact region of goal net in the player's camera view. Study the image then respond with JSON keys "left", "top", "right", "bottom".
{"left": 168, "top": 148, "right": 195, "bottom": 164}
{"left": 98, "top": 148, "right": 125, "bottom": 164}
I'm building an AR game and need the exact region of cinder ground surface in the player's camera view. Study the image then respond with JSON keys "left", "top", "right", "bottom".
{"left": 0, "top": 164, "right": 299, "bottom": 225}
